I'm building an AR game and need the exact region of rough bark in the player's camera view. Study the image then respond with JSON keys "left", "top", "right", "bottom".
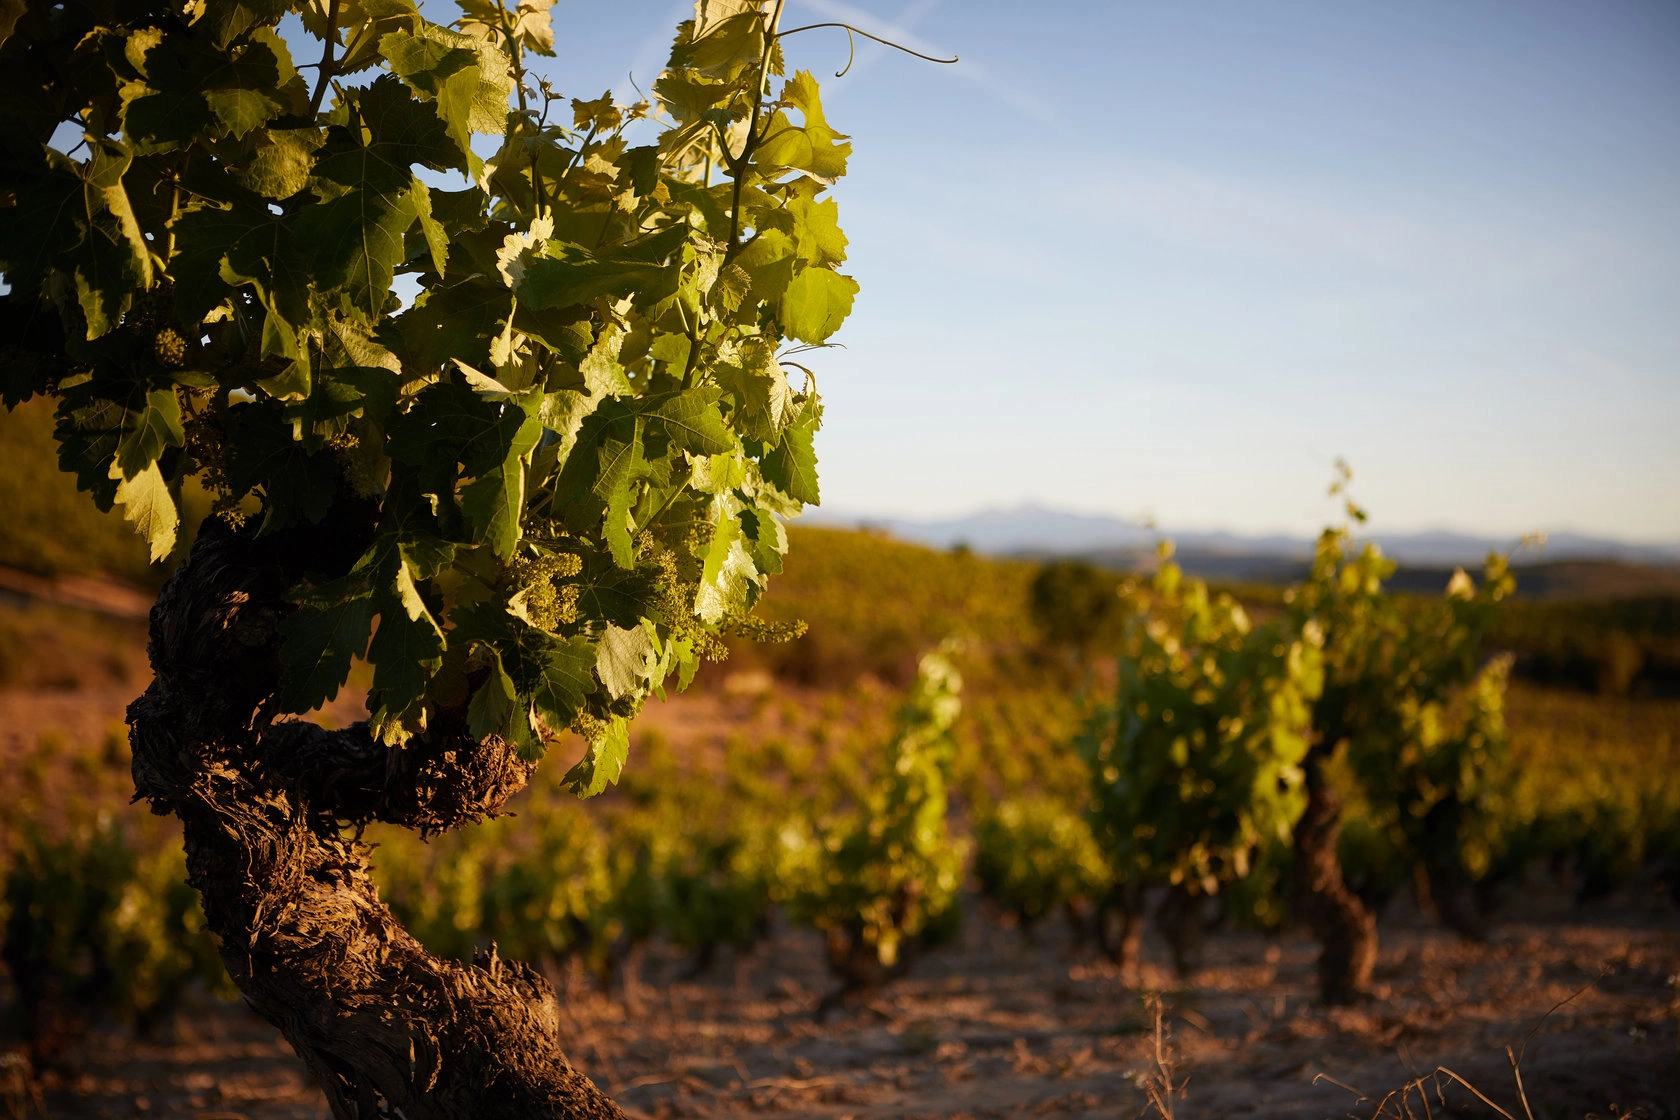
{"left": 126, "top": 522, "right": 625, "bottom": 1119}
{"left": 1290, "top": 754, "right": 1377, "bottom": 1006}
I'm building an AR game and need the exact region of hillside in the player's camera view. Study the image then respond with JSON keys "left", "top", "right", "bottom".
{"left": 809, "top": 503, "right": 1680, "bottom": 568}
{"left": 0, "top": 398, "right": 154, "bottom": 584}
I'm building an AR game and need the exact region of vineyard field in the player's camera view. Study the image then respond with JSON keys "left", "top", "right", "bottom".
{"left": 1, "top": 527, "right": 1677, "bottom": 1116}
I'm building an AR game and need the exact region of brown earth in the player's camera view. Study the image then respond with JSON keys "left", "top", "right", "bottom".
{"left": 9, "top": 895, "right": 1677, "bottom": 1119}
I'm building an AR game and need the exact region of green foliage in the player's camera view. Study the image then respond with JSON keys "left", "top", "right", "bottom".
{"left": 1078, "top": 546, "right": 1323, "bottom": 896}
{"left": 1029, "top": 559, "right": 1127, "bottom": 659}
{"left": 2, "top": 816, "right": 231, "bottom": 1045}
{"left": 779, "top": 645, "right": 969, "bottom": 969}
{"left": 372, "top": 729, "right": 785, "bottom": 975}
{"left": 1294, "top": 529, "right": 1516, "bottom": 885}
{"left": 374, "top": 791, "right": 618, "bottom": 970}
{"left": 1490, "top": 596, "right": 1680, "bottom": 696}
{"left": 744, "top": 526, "right": 1039, "bottom": 688}
{"left": 1498, "top": 684, "right": 1680, "bottom": 897}
{"left": 973, "top": 794, "right": 1110, "bottom": 927}
{"left": 5, "top": 527, "right": 1679, "bottom": 1041}
{"left": 623, "top": 733, "right": 782, "bottom": 958}
{"left": 0, "top": 0, "right": 855, "bottom": 772}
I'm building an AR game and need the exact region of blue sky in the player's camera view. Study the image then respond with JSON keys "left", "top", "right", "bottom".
{"left": 500, "top": 5, "right": 1675, "bottom": 539}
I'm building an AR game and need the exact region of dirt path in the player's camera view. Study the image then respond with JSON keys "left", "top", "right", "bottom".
{"left": 20, "top": 899, "right": 1676, "bottom": 1120}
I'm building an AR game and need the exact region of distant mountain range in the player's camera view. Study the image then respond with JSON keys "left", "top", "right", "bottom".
{"left": 802, "top": 503, "right": 1680, "bottom": 568}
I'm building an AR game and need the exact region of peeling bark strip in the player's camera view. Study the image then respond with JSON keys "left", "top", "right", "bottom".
{"left": 127, "top": 524, "right": 626, "bottom": 1118}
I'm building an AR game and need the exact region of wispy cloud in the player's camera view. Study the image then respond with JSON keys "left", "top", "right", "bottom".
{"left": 1078, "top": 159, "right": 1635, "bottom": 290}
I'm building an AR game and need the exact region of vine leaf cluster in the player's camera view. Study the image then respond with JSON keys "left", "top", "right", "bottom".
{"left": 1078, "top": 544, "right": 1325, "bottom": 898}
{"left": 0, "top": 0, "right": 859, "bottom": 790}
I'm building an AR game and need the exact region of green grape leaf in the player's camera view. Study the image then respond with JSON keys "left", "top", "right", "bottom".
{"left": 513, "top": 225, "right": 688, "bottom": 312}
{"left": 780, "top": 266, "right": 857, "bottom": 344}
{"left": 761, "top": 414, "right": 819, "bottom": 505}
{"left": 366, "top": 561, "right": 446, "bottom": 742}
{"left": 714, "top": 338, "right": 794, "bottom": 441}
{"left": 397, "top": 534, "right": 456, "bottom": 582}
{"left": 577, "top": 326, "right": 635, "bottom": 399}
{"left": 276, "top": 586, "right": 376, "bottom": 713}
{"left": 205, "top": 87, "right": 285, "bottom": 138}
{"left": 740, "top": 504, "right": 787, "bottom": 577}
{"left": 386, "top": 373, "right": 513, "bottom": 494}
{"left": 645, "top": 387, "right": 734, "bottom": 455}
{"left": 787, "top": 193, "right": 848, "bottom": 266}
{"left": 166, "top": 202, "right": 299, "bottom": 325}
{"left": 683, "top": 2, "right": 761, "bottom": 68}
{"left": 229, "top": 405, "right": 338, "bottom": 527}
{"left": 397, "top": 274, "right": 513, "bottom": 371}
{"left": 121, "top": 28, "right": 290, "bottom": 150}
{"left": 380, "top": 26, "right": 478, "bottom": 96}
{"left": 56, "top": 142, "right": 154, "bottom": 338}
{"left": 562, "top": 715, "right": 629, "bottom": 798}
{"left": 307, "top": 0, "right": 422, "bottom": 75}
{"left": 595, "top": 622, "right": 655, "bottom": 699}
{"left": 733, "top": 228, "right": 796, "bottom": 306}
{"left": 200, "top": 0, "right": 292, "bottom": 49}
{"left": 467, "top": 652, "right": 519, "bottom": 741}
{"left": 108, "top": 458, "right": 178, "bottom": 562}
{"left": 461, "top": 398, "right": 543, "bottom": 557}
{"left": 410, "top": 174, "right": 450, "bottom": 276}
{"left": 114, "top": 387, "right": 185, "bottom": 481}
{"left": 573, "top": 552, "right": 660, "bottom": 630}
{"left": 531, "top": 633, "right": 597, "bottom": 724}
{"left": 380, "top": 24, "right": 506, "bottom": 168}
{"left": 592, "top": 418, "right": 649, "bottom": 568}
{"left": 0, "top": 144, "right": 128, "bottom": 331}
{"left": 121, "top": 88, "right": 213, "bottom": 155}
{"left": 241, "top": 127, "right": 323, "bottom": 200}
{"left": 755, "top": 71, "right": 851, "bottom": 181}
{"left": 693, "top": 494, "right": 759, "bottom": 623}
{"left": 296, "top": 183, "right": 419, "bottom": 322}
{"left": 536, "top": 389, "right": 597, "bottom": 465}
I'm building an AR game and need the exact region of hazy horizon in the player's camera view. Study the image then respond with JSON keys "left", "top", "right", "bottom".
{"left": 801, "top": 498, "right": 1680, "bottom": 551}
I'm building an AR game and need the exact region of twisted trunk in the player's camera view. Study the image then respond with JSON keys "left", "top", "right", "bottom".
{"left": 1417, "top": 798, "right": 1487, "bottom": 942}
{"left": 1290, "top": 752, "right": 1377, "bottom": 1006}
{"left": 1096, "top": 882, "right": 1144, "bottom": 985}
{"left": 127, "top": 523, "right": 624, "bottom": 1118}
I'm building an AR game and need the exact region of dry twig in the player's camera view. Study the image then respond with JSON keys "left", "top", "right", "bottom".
{"left": 1313, "top": 966, "right": 1614, "bottom": 1120}
{"left": 1139, "top": 994, "right": 1186, "bottom": 1119}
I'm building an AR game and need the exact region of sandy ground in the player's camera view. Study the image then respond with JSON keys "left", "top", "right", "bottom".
{"left": 11, "top": 894, "right": 1676, "bottom": 1120}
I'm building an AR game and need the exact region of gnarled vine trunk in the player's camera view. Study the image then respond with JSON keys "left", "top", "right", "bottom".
{"left": 1290, "top": 752, "right": 1377, "bottom": 1006}
{"left": 127, "top": 523, "right": 624, "bottom": 1119}
{"left": 1417, "top": 798, "right": 1488, "bottom": 942}
{"left": 1096, "top": 883, "right": 1145, "bottom": 985}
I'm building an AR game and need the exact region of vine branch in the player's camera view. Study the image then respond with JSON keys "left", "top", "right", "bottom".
{"left": 307, "top": 0, "right": 342, "bottom": 116}
{"left": 775, "top": 22, "right": 958, "bottom": 69}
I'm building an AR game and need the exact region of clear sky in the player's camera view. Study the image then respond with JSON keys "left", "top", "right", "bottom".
{"left": 550, "top": 3, "right": 1679, "bottom": 540}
